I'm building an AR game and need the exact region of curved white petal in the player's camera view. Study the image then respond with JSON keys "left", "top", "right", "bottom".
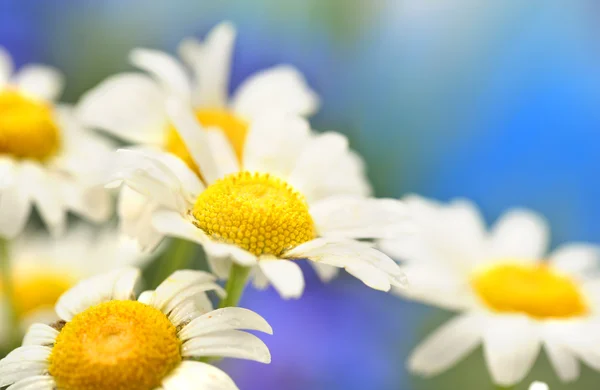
{"left": 0, "top": 163, "right": 33, "bottom": 239}
{"left": 55, "top": 268, "right": 140, "bottom": 321}
{"left": 489, "top": 209, "right": 549, "bottom": 260}
{"left": 232, "top": 65, "right": 319, "bottom": 119}
{"left": 206, "top": 254, "right": 232, "bottom": 279}
{"left": 7, "top": 375, "right": 56, "bottom": 390}
{"left": 14, "top": 65, "right": 64, "bottom": 101}
{"left": 311, "top": 196, "right": 411, "bottom": 240}
{"left": 205, "top": 128, "right": 239, "bottom": 178}
{"left": 258, "top": 257, "right": 305, "bottom": 299}
{"left": 549, "top": 243, "right": 600, "bottom": 279}
{"left": 544, "top": 339, "right": 580, "bottom": 382}
{"left": 22, "top": 324, "right": 58, "bottom": 346}
{"left": 0, "top": 346, "right": 51, "bottom": 387}
{"left": 0, "top": 47, "right": 13, "bottom": 87}
{"left": 161, "top": 361, "right": 239, "bottom": 390}
{"left": 408, "top": 314, "right": 484, "bottom": 376}
{"left": 242, "top": 114, "right": 311, "bottom": 179}
{"left": 151, "top": 269, "right": 218, "bottom": 313}
{"left": 152, "top": 210, "right": 207, "bottom": 246}
{"left": 180, "top": 22, "right": 235, "bottom": 108}
{"left": 130, "top": 48, "right": 191, "bottom": 100}
{"left": 179, "top": 307, "right": 272, "bottom": 341}
{"left": 203, "top": 241, "right": 257, "bottom": 267}
{"left": 76, "top": 73, "right": 167, "bottom": 144}
{"left": 482, "top": 315, "right": 542, "bottom": 387}
{"left": 181, "top": 329, "right": 271, "bottom": 363}
{"left": 310, "top": 262, "right": 340, "bottom": 283}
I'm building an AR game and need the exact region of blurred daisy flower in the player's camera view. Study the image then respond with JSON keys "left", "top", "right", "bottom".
{"left": 0, "top": 268, "right": 272, "bottom": 390}
{"left": 530, "top": 382, "right": 549, "bottom": 390}
{"left": 0, "top": 224, "right": 154, "bottom": 347}
{"left": 110, "top": 109, "right": 409, "bottom": 299}
{"left": 0, "top": 47, "right": 113, "bottom": 238}
{"left": 380, "top": 196, "right": 600, "bottom": 387}
{"left": 76, "top": 22, "right": 318, "bottom": 249}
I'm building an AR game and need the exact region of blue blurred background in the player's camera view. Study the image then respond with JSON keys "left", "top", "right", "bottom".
{"left": 2, "top": 0, "right": 600, "bottom": 389}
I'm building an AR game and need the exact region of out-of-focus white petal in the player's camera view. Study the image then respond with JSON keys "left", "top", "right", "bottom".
{"left": 242, "top": 114, "right": 311, "bottom": 179}
{"left": 130, "top": 48, "right": 191, "bottom": 100}
{"left": 180, "top": 22, "right": 236, "bottom": 108}
{"left": 179, "top": 307, "right": 272, "bottom": 341}
{"left": 0, "top": 47, "right": 13, "bottom": 87}
{"left": 482, "top": 315, "right": 541, "bottom": 387}
{"left": 21, "top": 162, "right": 65, "bottom": 237}
{"left": 0, "top": 346, "right": 51, "bottom": 387}
{"left": 14, "top": 65, "right": 64, "bottom": 101}
{"left": 181, "top": 329, "right": 271, "bottom": 363}
{"left": 203, "top": 241, "right": 258, "bottom": 267}
{"left": 311, "top": 196, "right": 411, "bottom": 239}
{"left": 205, "top": 129, "right": 239, "bottom": 178}
{"left": 55, "top": 268, "right": 140, "bottom": 321}
{"left": 258, "top": 257, "right": 305, "bottom": 299}
{"left": 76, "top": 73, "right": 167, "bottom": 144}
{"left": 543, "top": 338, "right": 580, "bottom": 382}
{"left": 549, "top": 243, "right": 600, "bottom": 279}
{"left": 529, "top": 382, "right": 549, "bottom": 390}
{"left": 152, "top": 210, "right": 207, "bottom": 247}
{"left": 310, "top": 262, "right": 340, "bottom": 283}
{"left": 408, "top": 314, "right": 484, "bottom": 376}
{"left": 22, "top": 324, "right": 58, "bottom": 346}
{"left": 0, "top": 164, "right": 32, "bottom": 239}
{"left": 488, "top": 209, "right": 549, "bottom": 261}
{"left": 232, "top": 65, "right": 319, "bottom": 119}
{"left": 161, "top": 361, "right": 239, "bottom": 390}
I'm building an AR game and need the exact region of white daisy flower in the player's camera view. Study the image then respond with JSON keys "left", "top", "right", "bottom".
{"left": 76, "top": 22, "right": 318, "bottom": 249}
{"left": 109, "top": 107, "right": 409, "bottom": 299}
{"left": 0, "top": 267, "right": 272, "bottom": 390}
{"left": 380, "top": 195, "right": 600, "bottom": 387}
{"left": 0, "top": 47, "right": 113, "bottom": 238}
{"left": 0, "top": 224, "right": 155, "bottom": 346}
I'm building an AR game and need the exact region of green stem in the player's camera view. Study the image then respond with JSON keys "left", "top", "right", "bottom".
{"left": 219, "top": 264, "right": 251, "bottom": 308}
{"left": 0, "top": 238, "right": 19, "bottom": 347}
{"left": 153, "top": 239, "right": 196, "bottom": 288}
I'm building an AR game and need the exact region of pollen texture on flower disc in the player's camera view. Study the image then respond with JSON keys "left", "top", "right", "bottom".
{"left": 191, "top": 171, "right": 316, "bottom": 257}
{"left": 0, "top": 90, "right": 60, "bottom": 161}
{"left": 471, "top": 262, "right": 588, "bottom": 319}
{"left": 166, "top": 108, "right": 248, "bottom": 178}
{"left": 49, "top": 300, "right": 182, "bottom": 390}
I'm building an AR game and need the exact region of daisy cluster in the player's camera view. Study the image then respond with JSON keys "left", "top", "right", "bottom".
{"left": 0, "top": 20, "right": 592, "bottom": 390}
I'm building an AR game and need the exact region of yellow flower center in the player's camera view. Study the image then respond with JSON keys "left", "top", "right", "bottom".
{"left": 191, "top": 171, "right": 316, "bottom": 257}
{"left": 471, "top": 262, "right": 588, "bottom": 319}
{"left": 49, "top": 300, "right": 182, "bottom": 390}
{"left": 165, "top": 108, "right": 248, "bottom": 179}
{"left": 0, "top": 89, "right": 61, "bottom": 161}
{"left": 0, "top": 269, "right": 74, "bottom": 318}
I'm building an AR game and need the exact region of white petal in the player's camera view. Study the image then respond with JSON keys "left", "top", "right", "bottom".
{"left": 258, "top": 257, "right": 305, "bottom": 299}
{"left": 168, "top": 293, "right": 215, "bottom": 326}
{"left": 14, "top": 65, "right": 64, "bottom": 101}
{"left": 165, "top": 99, "right": 220, "bottom": 184}
{"left": 310, "top": 262, "right": 340, "bottom": 283}
{"left": 161, "top": 361, "right": 239, "bottom": 390}
{"left": 180, "top": 22, "right": 235, "bottom": 108}
{"left": 21, "top": 162, "right": 65, "bottom": 237}
{"left": 130, "top": 48, "right": 191, "bottom": 100}
{"left": 203, "top": 241, "right": 257, "bottom": 267}
{"left": 482, "top": 316, "right": 542, "bottom": 387}
{"left": 22, "top": 324, "right": 58, "bottom": 346}
{"left": 76, "top": 73, "right": 167, "bottom": 144}
{"left": 0, "top": 47, "right": 13, "bottom": 87}
{"left": 179, "top": 307, "right": 272, "bottom": 341}
{"left": 7, "top": 376, "right": 56, "bottom": 390}
{"left": 205, "top": 128, "right": 239, "bottom": 178}
{"left": 55, "top": 268, "right": 140, "bottom": 321}
{"left": 206, "top": 254, "right": 232, "bottom": 279}
{"left": 489, "top": 209, "right": 549, "bottom": 260}
{"left": 408, "top": 314, "right": 484, "bottom": 376}
{"left": 232, "top": 65, "right": 319, "bottom": 119}
{"left": 242, "top": 114, "right": 311, "bottom": 178}
{"left": 552, "top": 320, "right": 600, "bottom": 372}
{"left": 544, "top": 340, "right": 579, "bottom": 382}
{"left": 152, "top": 210, "right": 207, "bottom": 246}
{"left": 529, "top": 382, "right": 549, "bottom": 390}
{"left": 311, "top": 196, "right": 411, "bottom": 240}
{"left": 0, "top": 346, "right": 51, "bottom": 387}
{"left": 286, "top": 239, "right": 407, "bottom": 291}
{"left": 151, "top": 269, "right": 217, "bottom": 313}
{"left": 182, "top": 329, "right": 271, "bottom": 363}
{"left": 0, "top": 163, "right": 32, "bottom": 238}
{"left": 549, "top": 243, "right": 600, "bottom": 279}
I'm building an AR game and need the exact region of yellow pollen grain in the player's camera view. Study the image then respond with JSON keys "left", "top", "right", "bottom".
{"left": 191, "top": 171, "right": 316, "bottom": 257}
{"left": 49, "top": 300, "right": 182, "bottom": 390}
{"left": 0, "top": 90, "right": 61, "bottom": 161}
{"left": 471, "top": 261, "right": 588, "bottom": 319}
{"left": 165, "top": 108, "right": 248, "bottom": 179}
